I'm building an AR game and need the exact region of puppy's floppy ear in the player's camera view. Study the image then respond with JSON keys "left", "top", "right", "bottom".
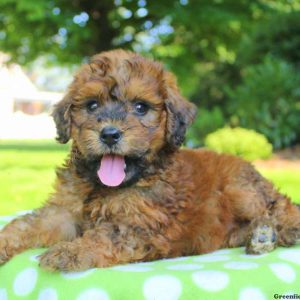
{"left": 164, "top": 72, "right": 197, "bottom": 148}
{"left": 51, "top": 94, "right": 72, "bottom": 144}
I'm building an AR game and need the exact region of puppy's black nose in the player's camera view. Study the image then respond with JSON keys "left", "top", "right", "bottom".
{"left": 100, "top": 126, "right": 121, "bottom": 147}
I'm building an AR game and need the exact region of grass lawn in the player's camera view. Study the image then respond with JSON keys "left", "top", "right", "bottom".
{"left": 0, "top": 140, "right": 69, "bottom": 215}
{"left": 0, "top": 140, "right": 299, "bottom": 216}
{"left": 259, "top": 169, "right": 300, "bottom": 204}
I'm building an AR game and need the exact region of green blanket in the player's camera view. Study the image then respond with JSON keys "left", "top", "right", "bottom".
{"left": 1, "top": 214, "right": 300, "bottom": 300}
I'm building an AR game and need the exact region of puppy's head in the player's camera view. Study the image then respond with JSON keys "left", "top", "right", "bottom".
{"left": 52, "top": 50, "right": 196, "bottom": 187}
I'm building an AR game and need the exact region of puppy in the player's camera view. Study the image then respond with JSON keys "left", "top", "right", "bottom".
{"left": 0, "top": 49, "right": 299, "bottom": 271}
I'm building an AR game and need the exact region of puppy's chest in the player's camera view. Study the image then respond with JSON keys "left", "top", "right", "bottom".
{"left": 82, "top": 183, "right": 187, "bottom": 229}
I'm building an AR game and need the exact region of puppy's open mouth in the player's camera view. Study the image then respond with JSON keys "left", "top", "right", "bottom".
{"left": 97, "top": 154, "right": 126, "bottom": 187}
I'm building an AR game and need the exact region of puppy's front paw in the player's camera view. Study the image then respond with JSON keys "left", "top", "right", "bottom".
{"left": 39, "top": 242, "right": 94, "bottom": 272}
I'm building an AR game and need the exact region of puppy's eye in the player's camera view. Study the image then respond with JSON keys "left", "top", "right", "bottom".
{"left": 134, "top": 101, "right": 149, "bottom": 116}
{"left": 86, "top": 100, "right": 99, "bottom": 112}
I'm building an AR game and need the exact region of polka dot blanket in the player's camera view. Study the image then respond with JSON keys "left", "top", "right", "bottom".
{"left": 1, "top": 213, "right": 300, "bottom": 300}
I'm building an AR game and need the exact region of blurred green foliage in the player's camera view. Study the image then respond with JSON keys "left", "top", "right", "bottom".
{"left": 187, "top": 107, "right": 225, "bottom": 147}
{"left": 227, "top": 57, "right": 300, "bottom": 149}
{"left": 205, "top": 127, "right": 273, "bottom": 161}
{"left": 238, "top": 12, "right": 300, "bottom": 66}
{"left": 1, "top": 0, "right": 299, "bottom": 148}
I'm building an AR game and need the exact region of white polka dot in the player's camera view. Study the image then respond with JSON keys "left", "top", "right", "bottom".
{"left": 193, "top": 255, "right": 230, "bottom": 262}
{"left": 62, "top": 269, "right": 96, "bottom": 279}
{"left": 161, "top": 257, "right": 189, "bottom": 262}
{"left": 111, "top": 264, "right": 153, "bottom": 272}
{"left": 166, "top": 264, "right": 203, "bottom": 271}
{"left": 240, "top": 254, "right": 267, "bottom": 259}
{"left": 239, "top": 287, "right": 266, "bottom": 300}
{"left": 134, "top": 262, "right": 154, "bottom": 266}
{"left": 211, "top": 249, "right": 233, "bottom": 255}
{"left": 77, "top": 288, "right": 109, "bottom": 300}
{"left": 192, "top": 271, "right": 229, "bottom": 292}
{"left": 143, "top": 275, "right": 182, "bottom": 300}
{"left": 279, "top": 249, "right": 300, "bottom": 265}
{"left": 13, "top": 268, "right": 38, "bottom": 296}
{"left": 38, "top": 288, "right": 58, "bottom": 300}
{"left": 0, "top": 289, "right": 7, "bottom": 300}
{"left": 224, "top": 261, "right": 259, "bottom": 270}
{"left": 0, "top": 216, "right": 15, "bottom": 222}
{"left": 269, "top": 263, "right": 296, "bottom": 283}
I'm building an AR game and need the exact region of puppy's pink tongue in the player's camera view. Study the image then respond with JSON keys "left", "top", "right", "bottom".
{"left": 97, "top": 154, "right": 126, "bottom": 187}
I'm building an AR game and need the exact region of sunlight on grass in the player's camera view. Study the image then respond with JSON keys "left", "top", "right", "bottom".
{"left": 259, "top": 169, "right": 300, "bottom": 204}
{"left": 0, "top": 140, "right": 299, "bottom": 215}
{"left": 0, "top": 140, "right": 68, "bottom": 215}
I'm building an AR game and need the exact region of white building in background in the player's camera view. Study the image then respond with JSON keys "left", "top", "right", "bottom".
{"left": 0, "top": 53, "right": 63, "bottom": 139}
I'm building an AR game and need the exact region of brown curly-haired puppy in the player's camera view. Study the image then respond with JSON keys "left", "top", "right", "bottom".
{"left": 0, "top": 50, "right": 300, "bottom": 271}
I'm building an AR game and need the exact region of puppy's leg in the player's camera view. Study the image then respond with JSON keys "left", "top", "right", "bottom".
{"left": 243, "top": 197, "right": 300, "bottom": 254}
{"left": 227, "top": 164, "right": 300, "bottom": 254}
{"left": 0, "top": 205, "right": 79, "bottom": 265}
{"left": 246, "top": 199, "right": 300, "bottom": 254}
{"left": 39, "top": 222, "right": 168, "bottom": 271}
{"left": 272, "top": 196, "right": 300, "bottom": 247}
{"left": 226, "top": 224, "right": 252, "bottom": 248}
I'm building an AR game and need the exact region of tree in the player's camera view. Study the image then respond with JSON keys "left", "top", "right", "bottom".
{"left": 1, "top": 0, "right": 299, "bottom": 147}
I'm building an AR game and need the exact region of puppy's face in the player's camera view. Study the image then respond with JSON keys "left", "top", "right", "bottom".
{"left": 53, "top": 50, "right": 196, "bottom": 187}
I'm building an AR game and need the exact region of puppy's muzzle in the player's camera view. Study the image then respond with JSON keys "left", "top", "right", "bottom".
{"left": 100, "top": 126, "right": 122, "bottom": 147}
